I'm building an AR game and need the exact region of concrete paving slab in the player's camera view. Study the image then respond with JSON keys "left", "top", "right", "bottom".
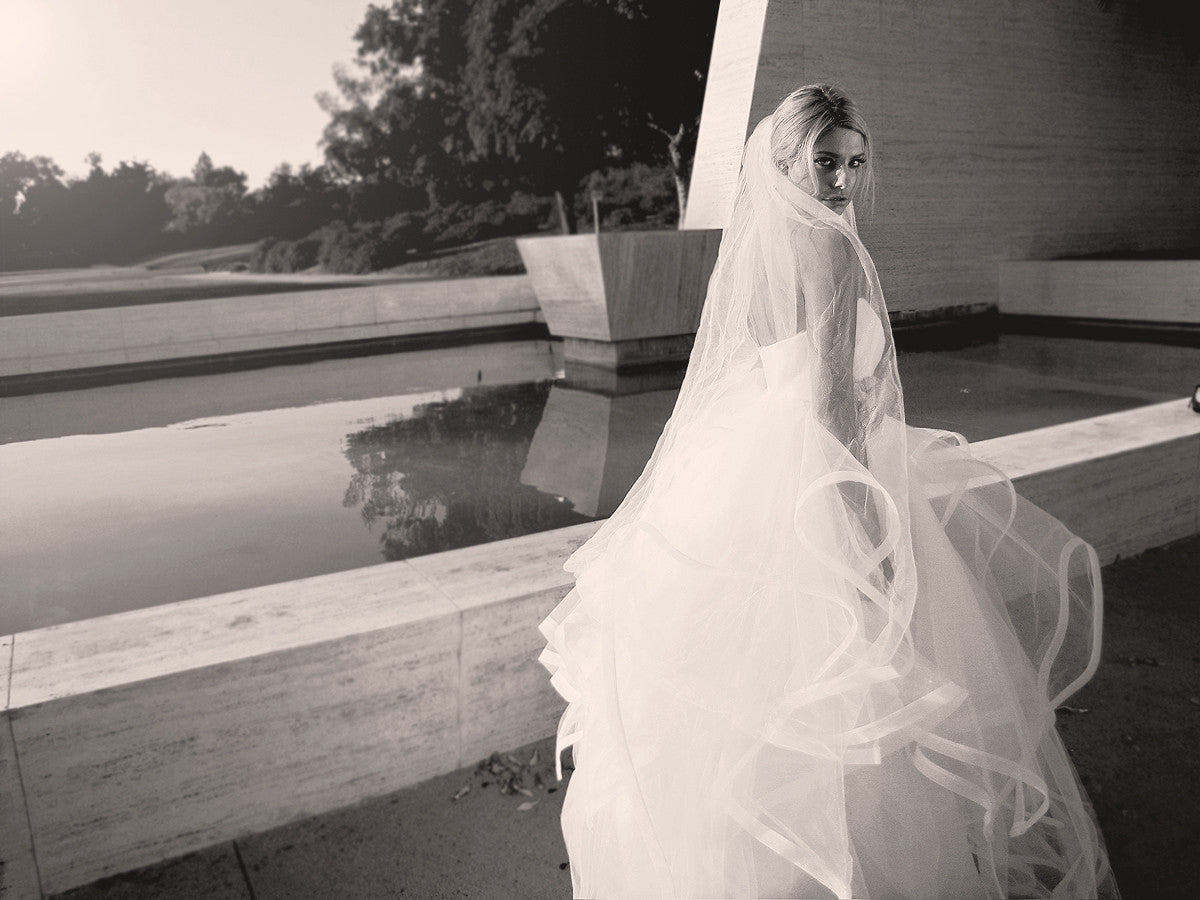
{"left": 1054, "top": 534, "right": 1200, "bottom": 898}
{"left": 237, "top": 735, "right": 573, "bottom": 900}
{"left": 47, "top": 843, "right": 249, "bottom": 900}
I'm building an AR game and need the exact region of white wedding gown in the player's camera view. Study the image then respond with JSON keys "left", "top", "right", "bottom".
{"left": 538, "top": 119, "right": 1117, "bottom": 899}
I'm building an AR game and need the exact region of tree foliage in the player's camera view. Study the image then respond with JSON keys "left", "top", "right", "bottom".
{"left": 252, "top": 162, "right": 349, "bottom": 241}
{"left": 0, "top": 149, "right": 354, "bottom": 270}
{"left": 0, "top": 152, "right": 172, "bottom": 268}
{"left": 460, "top": 0, "right": 718, "bottom": 227}
{"left": 321, "top": 0, "right": 719, "bottom": 232}
{"left": 342, "top": 381, "right": 589, "bottom": 560}
{"left": 163, "top": 152, "right": 252, "bottom": 239}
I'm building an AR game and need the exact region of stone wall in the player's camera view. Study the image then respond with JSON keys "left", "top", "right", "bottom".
{"left": 686, "top": 0, "right": 1200, "bottom": 315}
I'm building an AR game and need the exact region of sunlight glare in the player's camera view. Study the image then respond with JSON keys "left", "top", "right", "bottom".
{"left": 0, "top": 0, "right": 53, "bottom": 91}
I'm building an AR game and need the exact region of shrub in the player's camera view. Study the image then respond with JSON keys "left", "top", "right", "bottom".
{"left": 578, "top": 163, "right": 678, "bottom": 231}
{"left": 505, "top": 190, "right": 554, "bottom": 224}
{"left": 248, "top": 235, "right": 321, "bottom": 273}
{"left": 313, "top": 219, "right": 416, "bottom": 274}
{"left": 248, "top": 237, "right": 278, "bottom": 272}
{"left": 265, "top": 236, "right": 321, "bottom": 272}
{"left": 381, "top": 211, "right": 432, "bottom": 255}
{"left": 423, "top": 194, "right": 554, "bottom": 248}
{"left": 315, "top": 221, "right": 375, "bottom": 274}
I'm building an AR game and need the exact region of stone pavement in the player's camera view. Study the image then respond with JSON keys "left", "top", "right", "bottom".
{"left": 48, "top": 535, "right": 1200, "bottom": 900}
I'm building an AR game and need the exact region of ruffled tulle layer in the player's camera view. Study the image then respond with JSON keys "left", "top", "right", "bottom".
{"left": 538, "top": 360, "right": 1117, "bottom": 899}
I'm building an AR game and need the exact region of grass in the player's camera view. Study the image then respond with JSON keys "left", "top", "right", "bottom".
{"left": 378, "top": 236, "right": 527, "bottom": 279}
{"left": 0, "top": 237, "right": 534, "bottom": 317}
{"left": 142, "top": 244, "right": 258, "bottom": 271}
{"left": 133, "top": 236, "right": 528, "bottom": 278}
{"left": 0, "top": 272, "right": 405, "bottom": 317}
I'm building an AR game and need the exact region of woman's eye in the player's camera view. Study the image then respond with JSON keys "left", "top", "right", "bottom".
{"left": 814, "top": 158, "right": 834, "bottom": 168}
{"left": 849, "top": 159, "right": 864, "bottom": 168}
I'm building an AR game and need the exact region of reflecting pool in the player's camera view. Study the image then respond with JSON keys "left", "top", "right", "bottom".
{"left": 2, "top": 333, "right": 1194, "bottom": 634}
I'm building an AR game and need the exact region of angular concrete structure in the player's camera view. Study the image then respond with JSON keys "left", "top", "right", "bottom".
{"left": 516, "top": 230, "right": 722, "bottom": 369}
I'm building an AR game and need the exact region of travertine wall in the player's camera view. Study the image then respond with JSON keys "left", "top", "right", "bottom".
{"left": 686, "top": 0, "right": 1200, "bottom": 314}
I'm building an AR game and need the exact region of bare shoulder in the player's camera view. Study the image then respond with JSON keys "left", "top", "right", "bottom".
{"left": 794, "top": 225, "right": 856, "bottom": 265}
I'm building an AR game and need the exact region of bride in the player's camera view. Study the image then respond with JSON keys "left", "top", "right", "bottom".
{"left": 538, "top": 84, "right": 1118, "bottom": 899}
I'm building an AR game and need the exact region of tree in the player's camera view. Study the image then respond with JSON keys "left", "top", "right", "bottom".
{"left": 460, "top": 0, "right": 625, "bottom": 232}
{"left": 253, "top": 162, "right": 349, "bottom": 240}
{"left": 1, "top": 152, "right": 172, "bottom": 268}
{"left": 341, "top": 381, "right": 588, "bottom": 560}
{"left": 72, "top": 157, "right": 172, "bottom": 262}
{"left": 321, "top": 0, "right": 718, "bottom": 234}
{"left": 460, "top": 0, "right": 719, "bottom": 229}
{"left": 319, "top": 2, "right": 481, "bottom": 221}
{"left": 164, "top": 152, "right": 252, "bottom": 242}
{"left": 0, "top": 151, "right": 64, "bottom": 214}
{"left": 613, "top": 0, "right": 720, "bottom": 221}
{"left": 0, "top": 152, "right": 66, "bottom": 267}
{"left": 320, "top": 69, "right": 462, "bottom": 220}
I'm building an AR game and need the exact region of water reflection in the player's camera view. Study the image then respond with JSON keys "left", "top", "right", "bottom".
{"left": 1, "top": 332, "right": 1191, "bottom": 635}
{"left": 342, "top": 381, "right": 592, "bottom": 560}
{"left": 520, "top": 379, "right": 681, "bottom": 518}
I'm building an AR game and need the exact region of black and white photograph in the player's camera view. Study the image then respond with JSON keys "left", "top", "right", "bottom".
{"left": 1, "top": 1, "right": 1198, "bottom": 897}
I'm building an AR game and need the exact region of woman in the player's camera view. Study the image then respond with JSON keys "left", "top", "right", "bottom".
{"left": 538, "top": 84, "right": 1118, "bottom": 899}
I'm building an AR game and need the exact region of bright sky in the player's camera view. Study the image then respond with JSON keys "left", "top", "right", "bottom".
{"left": 0, "top": 0, "right": 374, "bottom": 187}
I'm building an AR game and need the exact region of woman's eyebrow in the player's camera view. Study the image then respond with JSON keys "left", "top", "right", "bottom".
{"left": 813, "top": 150, "right": 867, "bottom": 160}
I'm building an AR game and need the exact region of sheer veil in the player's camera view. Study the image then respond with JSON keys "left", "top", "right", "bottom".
{"left": 565, "top": 115, "right": 917, "bottom": 670}
{"left": 539, "top": 115, "right": 1114, "bottom": 899}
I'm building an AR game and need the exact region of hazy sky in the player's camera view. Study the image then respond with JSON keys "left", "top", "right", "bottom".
{"left": 1, "top": 0, "right": 374, "bottom": 187}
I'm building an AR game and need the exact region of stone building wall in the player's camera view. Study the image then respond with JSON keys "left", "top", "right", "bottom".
{"left": 685, "top": 0, "right": 1200, "bottom": 315}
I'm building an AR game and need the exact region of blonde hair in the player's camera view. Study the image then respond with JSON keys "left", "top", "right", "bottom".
{"left": 769, "top": 84, "right": 874, "bottom": 213}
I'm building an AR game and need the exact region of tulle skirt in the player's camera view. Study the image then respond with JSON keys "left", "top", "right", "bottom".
{"left": 538, "top": 354, "right": 1118, "bottom": 899}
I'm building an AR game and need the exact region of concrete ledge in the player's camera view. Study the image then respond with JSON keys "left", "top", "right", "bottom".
{"left": 0, "top": 276, "right": 541, "bottom": 381}
{"left": 3, "top": 399, "right": 1197, "bottom": 894}
{"left": 999, "top": 260, "right": 1200, "bottom": 325}
{"left": 562, "top": 333, "right": 696, "bottom": 369}
{"left": 972, "top": 400, "right": 1200, "bottom": 564}
{"left": 0, "top": 321, "right": 552, "bottom": 398}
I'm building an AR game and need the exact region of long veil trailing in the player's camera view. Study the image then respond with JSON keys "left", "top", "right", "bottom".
{"left": 539, "top": 118, "right": 1117, "bottom": 899}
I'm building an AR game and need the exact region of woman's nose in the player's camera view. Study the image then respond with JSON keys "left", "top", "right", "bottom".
{"left": 832, "top": 166, "right": 847, "bottom": 189}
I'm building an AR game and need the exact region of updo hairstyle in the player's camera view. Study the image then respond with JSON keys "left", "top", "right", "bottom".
{"left": 769, "top": 83, "right": 874, "bottom": 211}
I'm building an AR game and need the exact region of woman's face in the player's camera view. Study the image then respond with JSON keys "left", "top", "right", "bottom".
{"left": 785, "top": 126, "right": 866, "bottom": 215}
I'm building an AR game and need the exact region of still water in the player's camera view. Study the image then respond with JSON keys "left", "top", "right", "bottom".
{"left": 2, "top": 334, "right": 1193, "bottom": 634}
